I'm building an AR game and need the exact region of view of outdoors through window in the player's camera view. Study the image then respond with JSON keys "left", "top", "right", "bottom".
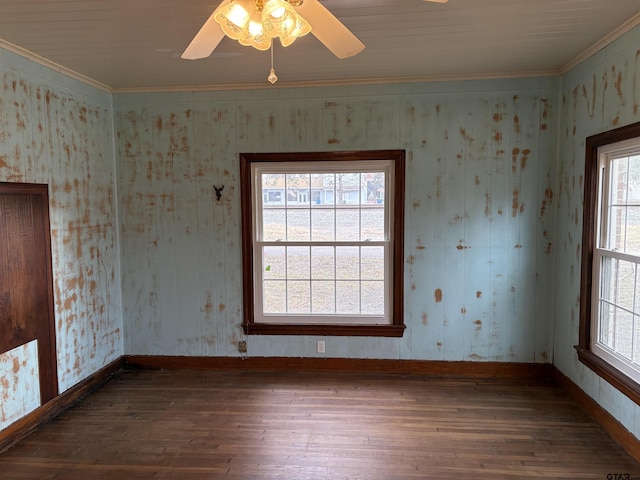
{"left": 597, "top": 151, "right": 640, "bottom": 371}
{"left": 259, "top": 171, "right": 387, "bottom": 317}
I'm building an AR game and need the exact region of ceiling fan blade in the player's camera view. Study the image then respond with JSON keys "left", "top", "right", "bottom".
{"left": 424, "top": 0, "right": 449, "bottom": 2}
{"left": 296, "top": 0, "right": 364, "bottom": 59}
{"left": 181, "top": 1, "right": 227, "bottom": 60}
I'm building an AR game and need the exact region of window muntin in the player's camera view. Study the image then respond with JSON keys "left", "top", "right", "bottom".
{"left": 592, "top": 140, "right": 640, "bottom": 381}
{"left": 253, "top": 162, "right": 392, "bottom": 325}
{"left": 240, "top": 150, "right": 405, "bottom": 337}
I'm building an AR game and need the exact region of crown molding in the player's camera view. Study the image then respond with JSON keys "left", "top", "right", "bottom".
{"left": 0, "top": 39, "right": 112, "bottom": 93}
{"left": 561, "top": 11, "right": 640, "bottom": 75}
{"left": 111, "top": 70, "right": 561, "bottom": 94}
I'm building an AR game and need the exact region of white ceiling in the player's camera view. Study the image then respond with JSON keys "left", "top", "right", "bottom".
{"left": 0, "top": 0, "right": 639, "bottom": 92}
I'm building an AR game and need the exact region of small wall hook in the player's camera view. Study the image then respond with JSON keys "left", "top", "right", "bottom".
{"left": 213, "top": 185, "right": 224, "bottom": 201}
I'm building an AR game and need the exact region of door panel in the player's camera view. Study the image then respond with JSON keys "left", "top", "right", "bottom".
{"left": 0, "top": 182, "right": 58, "bottom": 404}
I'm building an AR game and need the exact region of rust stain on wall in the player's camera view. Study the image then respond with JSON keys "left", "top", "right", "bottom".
{"left": 476, "top": 291, "right": 482, "bottom": 298}
{"left": 460, "top": 127, "right": 474, "bottom": 144}
{"left": 520, "top": 149, "right": 530, "bottom": 170}
{"left": 468, "top": 354, "right": 486, "bottom": 360}
{"left": 540, "top": 187, "right": 554, "bottom": 218}
{"left": 614, "top": 69, "right": 624, "bottom": 100}
{"left": 422, "top": 313, "right": 428, "bottom": 326}
{"left": 484, "top": 193, "right": 491, "bottom": 217}
{"left": 581, "top": 75, "right": 597, "bottom": 118}
{"left": 512, "top": 189, "right": 523, "bottom": 217}
{"left": 434, "top": 289, "right": 443, "bottom": 303}
{"left": 511, "top": 148, "right": 520, "bottom": 173}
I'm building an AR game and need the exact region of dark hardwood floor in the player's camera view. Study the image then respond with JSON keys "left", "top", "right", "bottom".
{"left": 0, "top": 369, "right": 639, "bottom": 479}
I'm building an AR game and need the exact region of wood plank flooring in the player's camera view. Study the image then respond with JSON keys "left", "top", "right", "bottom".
{"left": 0, "top": 369, "right": 639, "bottom": 479}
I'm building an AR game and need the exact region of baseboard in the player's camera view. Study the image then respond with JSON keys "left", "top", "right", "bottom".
{"left": 0, "top": 357, "right": 124, "bottom": 453}
{"left": 551, "top": 367, "right": 640, "bottom": 463}
{"left": 124, "top": 355, "right": 555, "bottom": 378}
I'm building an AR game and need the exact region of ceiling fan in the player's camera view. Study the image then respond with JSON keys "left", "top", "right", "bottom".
{"left": 181, "top": 0, "right": 449, "bottom": 61}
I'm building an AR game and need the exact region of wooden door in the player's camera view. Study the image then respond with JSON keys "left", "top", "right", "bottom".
{"left": 0, "top": 182, "right": 58, "bottom": 404}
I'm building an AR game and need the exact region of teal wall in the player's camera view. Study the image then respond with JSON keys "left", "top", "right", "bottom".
{"left": 0, "top": 48, "right": 122, "bottom": 428}
{"left": 553, "top": 25, "right": 640, "bottom": 440}
{"left": 114, "top": 78, "right": 557, "bottom": 361}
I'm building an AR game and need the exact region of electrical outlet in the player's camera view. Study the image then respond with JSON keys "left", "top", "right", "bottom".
{"left": 317, "top": 340, "right": 325, "bottom": 354}
{"left": 238, "top": 340, "right": 247, "bottom": 354}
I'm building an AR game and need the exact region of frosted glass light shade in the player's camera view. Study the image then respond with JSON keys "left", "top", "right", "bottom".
{"left": 213, "top": 0, "right": 254, "bottom": 40}
{"left": 262, "top": 0, "right": 310, "bottom": 41}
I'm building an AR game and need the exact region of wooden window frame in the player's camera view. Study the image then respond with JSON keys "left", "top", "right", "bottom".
{"left": 578, "top": 121, "right": 640, "bottom": 405}
{"left": 240, "top": 150, "right": 405, "bottom": 337}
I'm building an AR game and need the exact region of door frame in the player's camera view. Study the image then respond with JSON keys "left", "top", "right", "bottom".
{"left": 0, "top": 182, "right": 58, "bottom": 404}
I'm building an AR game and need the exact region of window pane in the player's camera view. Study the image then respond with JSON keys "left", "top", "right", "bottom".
{"left": 336, "top": 280, "right": 359, "bottom": 314}
{"left": 310, "top": 174, "right": 334, "bottom": 206}
{"left": 336, "top": 246, "right": 359, "bottom": 280}
{"left": 262, "top": 173, "right": 285, "bottom": 206}
{"left": 362, "top": 281, "right": 384, "bottom": 315}
{"left": 607, "top": 206, "right": 627, "bottom": 251}
{"left": 634, "top": 316, "right": 640, "bottom": 365}
{"left": 600, "top": 256, "right": 615, "bottom": 303}
{"left": 364, "top": 172, "right": 385, "bottom": 204}
{"left": 311, "top": 208, "right": 335, "bottom": 241}
{"left": 263, "top": 246, "right": 285, "bottom": 280}
{"left": 263, "top": 208, "right": 285, "bottom": 241}
{"left": 627, "top": 207, "right": 640, "bottom": 255}
{"left": 615, "top": 259, "right": 636, "bottom": 312}
{"left": 599, "top": 301, "right": 615, "bottom": 349}
{"left": 616, "top": 308, "right": 634, "bottom": 360}
{"left": 362, "top": 206, "right": 385, "bottom": 241}
{"left": 286, "top": 173, "right": 310, "bottom": 207}
{"left": 336, "top": 208, "right": 360, "bottom": 241}
{"left": 336, "top": 173, "right": 361, "bottom": 205}
{"left": 287, "top": 246, "right": 310, "bottom": 280}
{"left": 263, "top": 280, "right": 285, "bottom": 313}
{"left": 361, "top": 246, "right": 384, "bottom": 280}
{"left": 287, "top": 208, "right": 310, "bottom": 241}
{"left": 312, "top": 280, "right": 335, "bottom": 314}
{"left": 311, "top": 246, "right": 334, "bottom": 280}
{"left": 287, "top": 281, "right": 310, "bottom": 313}
{"left": 610, "top": 157, "right": 629, "bottom": 205}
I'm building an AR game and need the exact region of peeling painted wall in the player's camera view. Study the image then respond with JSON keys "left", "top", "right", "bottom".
{"left": 553, "top": 25, "right": 640, "bottom": 441}
{"left": 0, "top": 49, "right": 122, "bottom": 428}
{"left": 0, "top": 341, "right": 39, "bottom": 430}
{"left": 114, "top": 77, "right": 557, "bottom": 363}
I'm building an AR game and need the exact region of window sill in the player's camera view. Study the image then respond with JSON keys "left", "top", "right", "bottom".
{"left": 575, "top": 346, "right": 640, "bottom": 406}
{"left": 243, "top": 322, "right": 406, "bottom": 337}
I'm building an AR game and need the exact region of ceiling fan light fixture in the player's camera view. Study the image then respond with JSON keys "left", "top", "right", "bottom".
{"left": 213, "top": 0, "right": 254, "bottom": 40}
{"left": 239, "top": 9, "right": 272, "bottom": 50}
{"left": 262, "top": 0, "right": 310, "bottom": 41}
{"left": 278, "top": 12, "right": 311, "bottom": 46}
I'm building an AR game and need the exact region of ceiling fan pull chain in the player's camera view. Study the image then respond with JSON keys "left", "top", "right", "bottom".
{"left": 268, "top": 42, "right": 278, "bottom": 84}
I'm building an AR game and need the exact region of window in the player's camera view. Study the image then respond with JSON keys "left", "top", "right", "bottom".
{"left": 240, "top": 150, "right": 405, "bottom": 337}
{"left": 579, "top": 121, "right": 640, "bottom": 405}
